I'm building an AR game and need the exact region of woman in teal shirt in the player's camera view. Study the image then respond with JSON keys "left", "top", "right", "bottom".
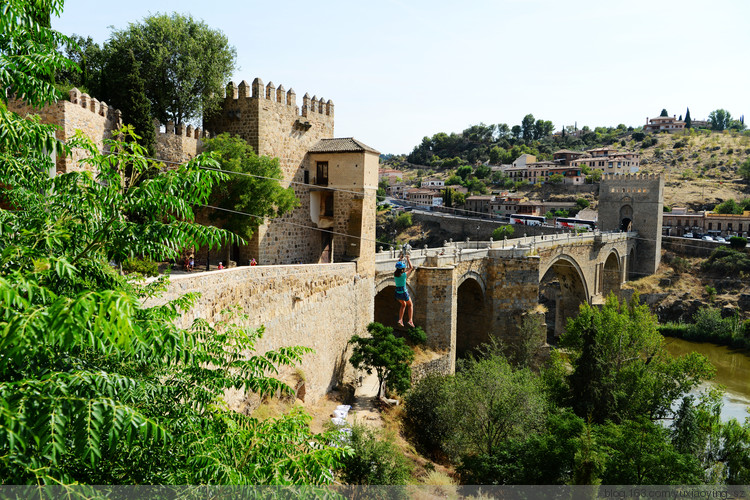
{"left": 394, "top": 254, "right": 414, "bottom": 327}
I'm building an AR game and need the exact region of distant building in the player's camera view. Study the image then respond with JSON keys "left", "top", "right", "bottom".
{"left": 662, "top": 210, "right": 750, "bottom": 237}
{"left": 406, "top": 188, "right": 440, "bottom": 207}
{"left": 420, "top": 178, "right": 444, "bottom": 188}
{"left": 644, "top": 114, "right": 685, "bottom": 133}
{"left": 465, "top": 195, "right": 494, "bottom": 215}
{"left": 553, "top": 149, "right": 587, "bottom": 166}
{"left": 571, "top": 148, "right": 640, "bottom": 175}
{"left": 378, "top": 168, "right": 403, "bottom": 184}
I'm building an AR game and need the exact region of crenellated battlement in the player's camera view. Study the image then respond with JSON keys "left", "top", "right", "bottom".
{"left": 602, "top": 173, "right": 662, "bottom": 181}
{"left": 68, "top": 88, "right": 122, "bottom": 125}
{"left": 154, "top": 119, "right": 211, "bottom": 140}
{"left": 218, "top": 77, "right": 334, "bottom": 121}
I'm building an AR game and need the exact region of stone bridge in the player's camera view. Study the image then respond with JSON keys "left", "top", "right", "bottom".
{"left": 374, "top": 231, "right": 637, "bottom": 371}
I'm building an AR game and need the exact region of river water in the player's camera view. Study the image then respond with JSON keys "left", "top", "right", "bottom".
{"left": 663, "top": 337, "right": 750, "bottom": 422}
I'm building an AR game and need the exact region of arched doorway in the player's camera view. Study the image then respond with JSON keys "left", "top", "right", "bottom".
{"left": 456, "top": 277, "right": 488, "bottom": 358}
{"left": 539, "top": 256, "right": 588, "bottom": 339}
{"left": 620, "top": 205, "right": 633, "bottom": 232}
{"left": 601, "top": 251, "right": 621, "bottom": 298}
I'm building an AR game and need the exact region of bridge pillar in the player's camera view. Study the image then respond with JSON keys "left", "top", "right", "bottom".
{"left": 487, "top": 254, "right": 541, "bottom": 347}
{"left": 414, "top": 265, "right": 457, "bottom": 373}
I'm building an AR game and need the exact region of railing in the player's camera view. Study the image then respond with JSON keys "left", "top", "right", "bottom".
{"left": 375, "top": 230, "right": 635, "bottom": 272}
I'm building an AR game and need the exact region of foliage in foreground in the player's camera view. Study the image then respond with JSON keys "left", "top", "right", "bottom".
{"left": 349, "top": 322, "right": 416, "bottom": 398}
{"left": 402, "top": 295, "right": 750, "bottom": 485}
{"left": 335, "top": 424, "right": 411, "bottom": 485}
{"left": 0, "top": 0, "right": 348, "bottom": 484}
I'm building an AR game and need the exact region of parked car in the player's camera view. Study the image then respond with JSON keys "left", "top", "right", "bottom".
{"left": 684, "top": 232, "right": 693, "bottom": 238}
{"left": 702, "top": 235, "right": 713, "bottom": 241}
{"left": 716, "top": 236, "right": 726, "bottom": 243}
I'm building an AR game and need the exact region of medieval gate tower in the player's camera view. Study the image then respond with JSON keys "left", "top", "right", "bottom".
{"left": 204, "top": 78, "right": 378, "bottom": 268}
{"left": 598, "top": 173, "right": 664, "bottom": 277}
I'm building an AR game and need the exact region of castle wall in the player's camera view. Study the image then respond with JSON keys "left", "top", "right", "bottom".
{"left": 204, "top": 79, "right": 336, "bottom": 265}
{"left": 154, "top": 120, "right": 206, "bottom": 164}
{"left": 148, "top": 262, "right": 374, "bottom": 406}
{"left": 8, "top": 89, "right": 122, "bottom": 174}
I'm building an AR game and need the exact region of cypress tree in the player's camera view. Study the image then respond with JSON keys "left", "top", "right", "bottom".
{"left": 685, "top": 108, "right": 692, "bottom": 129}
{"left": 660, "top": 109, "right": 669, "bottom": 117}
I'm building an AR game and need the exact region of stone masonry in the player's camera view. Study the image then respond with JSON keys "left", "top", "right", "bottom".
{"left": 149, "top": 263, "right": 374, "bottom": 405}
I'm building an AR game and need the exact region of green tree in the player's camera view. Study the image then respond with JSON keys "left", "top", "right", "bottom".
{"left": 492, "top": 225, "right": 515, "bottom": 240}
{"left": 576, "top": 198, "right": 590, "bottom": 209}
{"left": 204, "top": 133, "right": 298, "bottom": 242}
{"left": 0, "top": 2, "right": 346, "bottom": 483}
{"left": 708, "top": 109, "right": 733, "bottom": 131}
{"left": 597, "top": 419, "right": 703, "bottom": 485}
{"left": 55, "top": 34, "right": 105, "bottom": 95}
{"left": 521, "top": 113, "right": 536, "bottom": 142}
{"left": 560, "top": 295, "right": 713, "bottom": 424}
{"left": 738, "top": 158, "right": 750, "bottom": 182}
{"left": 445, "top": 354, "right": 547, "bottom": 458}
{"left": 548, "top": 173, "right": 564, "bottom": 184}
{"left": 714, "top": 199, "right": 742, "bottom": 214}
{"left": 456, "top": 165, "right": 473, "bottom": 181}
{"left": 337, "top": 424, "right": 411, "bottom": 485}
{"left": 106, "top": 49, "right": 157, "bottom": 155}
{"left": 349, "top": 322, "right": 415, "bottom": 398}
{"left": 660, "top": 109, "right": 669, "bottom": 117}
{"left": 102, "top": 12, "right": 236, "bottom": 126}
{"left": 685, "top": 108, "right": 692, "bottom": 128}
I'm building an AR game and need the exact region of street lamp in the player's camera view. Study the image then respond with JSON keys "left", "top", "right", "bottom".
{"left": 476, "top": 225, "right": 480, "bottom": 249}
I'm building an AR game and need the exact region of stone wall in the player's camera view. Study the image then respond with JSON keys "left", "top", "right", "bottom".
{"left": 662, "top": 236, "right": 728, "bottom": 257}
{"left": 411, "top": 352, "right": 452, "bottom": 385}
{"left": 148, "top": 262, "right": 374, "bottom": 405}
{"left": 154, "top": 120, "right": 207, "bottom": 164}
{"left": 413, "top": 212, "right": 564, "bottom": 243}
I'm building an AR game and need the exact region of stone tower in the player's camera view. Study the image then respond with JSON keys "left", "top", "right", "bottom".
{"left": 203, "top": 78, "right": 376, "bottom": 268}
{"left": 598, "top": 174, "right": 664, "bottom": 277}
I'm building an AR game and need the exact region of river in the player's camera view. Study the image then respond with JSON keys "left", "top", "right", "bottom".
{"left": 663, "top": 337, "right": 750, "bottom": 422}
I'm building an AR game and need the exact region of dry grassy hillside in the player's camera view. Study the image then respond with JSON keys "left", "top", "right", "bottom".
{"left": 634, "top": 129, "right": 750, "bottom": 209}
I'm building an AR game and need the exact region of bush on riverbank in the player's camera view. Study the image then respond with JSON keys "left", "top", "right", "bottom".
{"left": 659, "top": 307, "right": 750, "bottom": 349}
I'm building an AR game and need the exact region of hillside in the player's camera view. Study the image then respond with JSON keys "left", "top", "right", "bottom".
{"left": 382, "top": 128, "right": 750, "bottom": 210}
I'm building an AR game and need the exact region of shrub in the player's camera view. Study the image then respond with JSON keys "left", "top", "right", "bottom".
{"left": 122, "top": 257, "right": 159, "bottom": 276}
{"left": 702, "top": 247, "right": 750, "bottom": 275}
{"left": 492, "top": 225, "right": 515, "bottom": 240}
{"left": 575, "top": 198, "right": 590, "bottom": 209}
{"left": 688, "top": 307, "right": 733, "bottom": 342}
{"left": 632, "top": 132, "right": 646, "bottom": 142}
{"left": 404, "top": 326, "right": 427, "bottom": 345}
{"left": 729, "top": 236, "right": 748, "bottom": 249}
{"left": 337, "top": 424, "right": 411, "bottom": 485}
{"left": 404, "top": 374, "right": 454, "bottom": 457}
{"left": 394, "top": 212, "right": 412, "bottom": 231}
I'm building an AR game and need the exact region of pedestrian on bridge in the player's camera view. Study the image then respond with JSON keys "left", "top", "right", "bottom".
{"left": 394, "top": 254, "right": 414, "bottom": 328}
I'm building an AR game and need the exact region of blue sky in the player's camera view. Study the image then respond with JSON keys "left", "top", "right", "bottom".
{"left": 53, "top": 0, "right": 749, "bottom": 155}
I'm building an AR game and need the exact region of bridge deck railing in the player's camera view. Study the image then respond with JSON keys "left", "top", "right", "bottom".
{"left": 375, "top": 230, "right": 636, "bottom": 272}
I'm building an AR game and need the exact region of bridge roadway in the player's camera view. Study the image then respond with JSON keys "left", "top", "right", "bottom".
{"left": 374, "top": 231, "right": 637, "bottom": 371}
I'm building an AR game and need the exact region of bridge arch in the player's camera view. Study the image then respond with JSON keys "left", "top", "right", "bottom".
{"left": 457, "top": 270, "right": 487, "bottom": 295}
{"left": 456, "top": 274, "right": 489, "bottom": 358}
{"left": 374, "top": 277, "right": 417, "bottom": 328}
{"left": 601, "top": 248, "right": 622, "bottom": 298}
{"left": 539, "top": 254, "right": 589, "bottom": 338}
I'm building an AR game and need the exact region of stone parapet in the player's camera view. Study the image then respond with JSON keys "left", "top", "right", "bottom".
{"left": 147, "top": 263, "right": 373, "bottom": 406}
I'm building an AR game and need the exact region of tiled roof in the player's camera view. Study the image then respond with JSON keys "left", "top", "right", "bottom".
{"left": 308, "top": 137, "right": 380, "bottom": 154}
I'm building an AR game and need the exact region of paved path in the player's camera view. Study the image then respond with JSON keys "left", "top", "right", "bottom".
{"left": 350, "top": 371, "right": 384, "bottom": 428}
